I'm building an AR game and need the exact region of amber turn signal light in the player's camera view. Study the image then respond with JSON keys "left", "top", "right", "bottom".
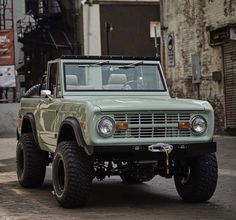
{"left": 178, "top": 122, "right": 190, "bottom": 129}
{"left": 116, "top": 122, "right": 128, "bottom": 130}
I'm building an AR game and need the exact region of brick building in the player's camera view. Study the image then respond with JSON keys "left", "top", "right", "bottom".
{"left": 160, "top": 0, "right": 236, "bottom": 133}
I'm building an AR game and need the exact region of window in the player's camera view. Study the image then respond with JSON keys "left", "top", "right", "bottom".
{"left": 63, "top": 62, "right": 166, "bottom": 92}
{"left": 48, "top": 62, "right": 61, "bottom": 97}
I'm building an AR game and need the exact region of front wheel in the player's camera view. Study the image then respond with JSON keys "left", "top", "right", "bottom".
{"left": 174, "top": 153, "right": 218, "bottom": 202}
{"left": 52, "top": 141, "right": 93, "bottom": 208}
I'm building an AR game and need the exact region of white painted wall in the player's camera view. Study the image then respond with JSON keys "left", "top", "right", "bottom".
{"left": 82, "top": 4, "right": 101, "bottom": 56}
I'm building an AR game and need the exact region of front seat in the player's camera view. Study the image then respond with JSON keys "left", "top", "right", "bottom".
{"left": 66, "top": 74, "right": 79, "bottom": 90}
{"left": 103, "top": 74, "right": 127, "bottom": 90}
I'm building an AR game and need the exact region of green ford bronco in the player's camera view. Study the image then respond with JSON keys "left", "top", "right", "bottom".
{"left": 17, "top": 56, "right": 217, "bottom": 208}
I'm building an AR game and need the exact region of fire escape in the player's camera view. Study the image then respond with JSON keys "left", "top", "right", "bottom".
{"left": 0, "top": 0, "right": 13, "bottom": 30}
{"left": 17, "top": 0, "right": 72, "bottom": 50}
{"left": 16, "top": 0, "right": 80, "bottom": 88}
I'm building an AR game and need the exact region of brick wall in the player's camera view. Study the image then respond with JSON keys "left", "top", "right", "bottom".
{"left": 161, "top": 0, "right": 236, "bottom": 133}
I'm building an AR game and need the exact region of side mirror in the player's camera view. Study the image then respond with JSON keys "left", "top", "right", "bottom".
{"left": 41, "top": 90, "right": 51, "bottom": 98}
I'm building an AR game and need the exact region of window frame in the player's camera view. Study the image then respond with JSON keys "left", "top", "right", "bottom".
{"left": 63, "top": 62, "right": 167, "bottom": 92}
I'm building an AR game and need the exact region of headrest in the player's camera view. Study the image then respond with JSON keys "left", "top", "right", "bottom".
{"left": 108, "top": 74, "right": 127, "bottom": 84}
{"left": 66, "top": 75, "right": 79, "bottom": 85}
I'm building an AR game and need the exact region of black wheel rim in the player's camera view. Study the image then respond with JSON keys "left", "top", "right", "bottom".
{"left": 176, "top": 160, "right": 192, "bottom": 185}
{"left": 18, "top": 147, "right": 24, "bottom": 175}
{"left": 58, "top": 159, "right": 65, "bottom": 191}
{"left": 180, "top": 166, "right": 191, "bottom": 185}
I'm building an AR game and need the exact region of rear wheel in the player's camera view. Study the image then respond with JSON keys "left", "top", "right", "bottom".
{"left": 174, "top": 153, "right": 218, "bottom": 202}
{"left": 52, "top": 141, "right": 93, "bottom": 208}
{"left": 16, "top": 133, "right": 48, "bottom": 188}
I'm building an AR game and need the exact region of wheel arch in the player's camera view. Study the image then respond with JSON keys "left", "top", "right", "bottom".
{"left": 20, "top": 113, "right": 39, "bottom": 147}
{"left": 57, "top": 117, "right": 87, "bottom": 148}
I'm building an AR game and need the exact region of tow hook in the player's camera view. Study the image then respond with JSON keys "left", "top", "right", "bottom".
{"left": 148, "top": 143, "right": 173, "bottom": 176}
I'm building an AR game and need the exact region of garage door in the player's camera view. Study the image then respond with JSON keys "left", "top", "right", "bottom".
{"left": 223, "top": 41, "right": 236, "bottom": 128}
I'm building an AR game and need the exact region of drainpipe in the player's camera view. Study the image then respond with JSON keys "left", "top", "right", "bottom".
{"left": 86, "top": 3, "right": 91, "bottom": 55}
{"left": 71, "top": 0, "right": 80, "bottom": 54}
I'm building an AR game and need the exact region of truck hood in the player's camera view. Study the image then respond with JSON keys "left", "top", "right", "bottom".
{"left": 85, "top": 96, "right": 209, "bottom": 112}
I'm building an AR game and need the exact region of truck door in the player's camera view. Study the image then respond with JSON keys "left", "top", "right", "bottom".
{"left": 38, "top": 62, "right": 60, "bottom": 147}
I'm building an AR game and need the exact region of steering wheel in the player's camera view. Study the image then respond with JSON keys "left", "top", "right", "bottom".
{"left": 121, "top": 80, "right": 137, "bottom": 90}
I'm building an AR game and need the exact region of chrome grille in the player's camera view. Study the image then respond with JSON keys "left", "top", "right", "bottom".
{"left": 113, "top": 112, "right": 191, "bottom": 138}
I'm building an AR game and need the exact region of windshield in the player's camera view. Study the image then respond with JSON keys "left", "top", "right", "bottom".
{"left": 63, "top": 61, "right": 166, "bottom": 92}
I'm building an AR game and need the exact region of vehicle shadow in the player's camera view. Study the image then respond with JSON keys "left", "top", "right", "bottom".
{"left": 88, "top": 178, "right": 179, "bottom": 207}
{"left": 42, "top": 175, "right": 180, "bottom": 207}
{"left": 0, "top": 178, "right": 182, "bottom": 214}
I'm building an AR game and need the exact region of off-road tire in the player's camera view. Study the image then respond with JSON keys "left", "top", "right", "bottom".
{"left": 174, "top": 153, "right": 218, "bottom": 203}
{"left": 52, "top": 141, "right": 93, "bottom": 208}
{"left": 16, "top": 133, "right": 48, "bottom": 188}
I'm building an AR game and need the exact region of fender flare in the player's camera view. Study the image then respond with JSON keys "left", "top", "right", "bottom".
{"left": 21, "top": 113, "right": 40, "bottom": 147}
{"left": 57, "top": 117, "right": 87, "bottom": 148}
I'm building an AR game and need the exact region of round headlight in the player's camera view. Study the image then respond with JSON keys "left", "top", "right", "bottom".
{"left": 191, "top": 116, "right": 207, "bottom": 135}
{"left": 97, "top": 116, "right": 115, "bottom": 137}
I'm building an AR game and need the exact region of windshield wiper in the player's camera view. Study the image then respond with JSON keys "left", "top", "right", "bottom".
{"left": 78, "top": 60, "right": 109, "bottom": 67}
{"left": 116, "top": 61, "right": 143, "bottom": 69}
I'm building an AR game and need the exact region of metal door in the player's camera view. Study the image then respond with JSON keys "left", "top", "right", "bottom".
{"left": 100, "top": 4, "right": 160, "bottom": 57}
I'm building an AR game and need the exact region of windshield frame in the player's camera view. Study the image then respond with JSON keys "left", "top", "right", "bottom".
{"left": 62, "top": 59, "right": 167, "bottom": 93}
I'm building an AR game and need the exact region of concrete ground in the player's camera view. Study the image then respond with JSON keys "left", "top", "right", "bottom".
{"left": 0, "top": 136, "right": 235, "bottom": 220}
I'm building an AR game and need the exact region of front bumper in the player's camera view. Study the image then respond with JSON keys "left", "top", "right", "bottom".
{"left": 93, "top": 142, "right": 216, "bottom": 159}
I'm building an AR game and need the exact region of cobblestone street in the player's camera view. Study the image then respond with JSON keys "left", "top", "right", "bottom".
{"left": 0, "top": 136, "right": 236, "bottom": 220}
